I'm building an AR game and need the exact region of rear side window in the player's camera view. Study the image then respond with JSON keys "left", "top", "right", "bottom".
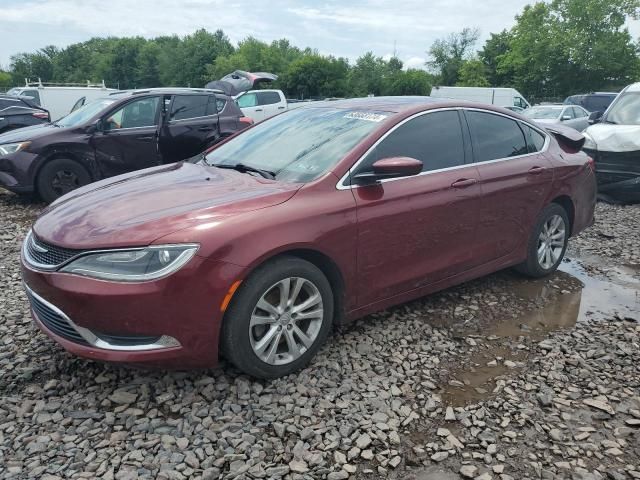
{"left": 520, "top": 123, "right": 546, "bottom": 153}
{"left": 257, "top": 91, "right": 281, "bottom": 106}
{"left": 466, "top": 111, "right": 528, "bottom": 162}
{"left": 585, "top": 95, "right": 615, "bottom": 112}
{"left": 21, "top": 90, "right": 41, "bottom": 105}
{"left": 356, "top": 110, "right": 465, "bottom": 174}
{"left": 170, "top": 95, "right": 208, "bottom": 120}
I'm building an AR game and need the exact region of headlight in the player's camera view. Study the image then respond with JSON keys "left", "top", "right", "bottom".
{"left": 0, "top": 141, "right": 31, "bottom": 155}
{"left": 59, "top": 244, "right": 198, "bottom": 281}
{"left": 582, "top": 132, "right": 597, "bottom": 150}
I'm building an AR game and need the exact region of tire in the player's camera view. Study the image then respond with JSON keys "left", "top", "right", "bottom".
{"left": 516, "top": 203, "right": 570, "bottom": 278}
{"left": 36, "top": 158, "right": 92, "bottom": 203}
{"left": 221, "top": 256, "right": 334, "bottom": 379}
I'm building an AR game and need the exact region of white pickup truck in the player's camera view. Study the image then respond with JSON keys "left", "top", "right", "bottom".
{"left": 235, "top": 89, "right": 310, "bottom": 122}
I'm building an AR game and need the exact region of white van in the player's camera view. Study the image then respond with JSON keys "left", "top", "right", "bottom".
{"left": 7, "top": 79, "right": 116, "bottom": 121}
{"left": 430, "top": 86, "right": 531, "bottom": 110}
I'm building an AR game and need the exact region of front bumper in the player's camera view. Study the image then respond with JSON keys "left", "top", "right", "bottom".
{"left": 21, "top": 253, "right": 244, "bottom": 368}
{"left": 0, "top": 151, "right": 38, "bottom": 192}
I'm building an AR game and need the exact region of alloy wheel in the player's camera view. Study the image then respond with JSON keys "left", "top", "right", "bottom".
{"left": 537, "top": 214, "right": 566, "bottom": 269}
{"left": 249, "top": 277, "right": 324, "bottom": 365}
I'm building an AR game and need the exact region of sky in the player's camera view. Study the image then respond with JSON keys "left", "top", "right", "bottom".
{"left": 1, "top": 0, "right": 639, "bottom": 71}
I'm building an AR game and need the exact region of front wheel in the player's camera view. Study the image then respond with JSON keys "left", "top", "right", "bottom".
{"left": 516, "top": 203, "right": 569, "bottom": 278}
{"left": 221, "top": 256, "right": 334, "bottom": 379}
{"left": 36, "top": 158, "right": 91, "bottom": 203}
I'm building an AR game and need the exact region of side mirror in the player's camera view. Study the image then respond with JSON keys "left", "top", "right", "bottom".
{"left": 561, "top": 115, "right": 571, "bottom": 121}
{"left": 85, "top": 119, "right": 102, "bottom": 134}
{"left": 588, "top": 111, "right": 603, "bottom": 125}
{"left": 353, "top": 157, "right": 423, "bottom": 184}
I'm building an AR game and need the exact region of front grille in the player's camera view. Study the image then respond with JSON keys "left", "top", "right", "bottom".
{"left": 26, "top": 289, "right": 89, "bottom": 345}
{"left": 26, "top": 233, "right": 84, "bottom": 268}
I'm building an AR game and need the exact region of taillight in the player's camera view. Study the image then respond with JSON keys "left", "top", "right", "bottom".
{"left": 32, "top": 111, "right": 49, "bottom": 120}
{"left": 586, "top": 156, "right": 595, "bottom": 172}
{"left": 239, "top": 116, "right": 254, "bottom": 126}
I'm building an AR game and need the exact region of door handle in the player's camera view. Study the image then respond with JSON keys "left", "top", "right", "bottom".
{"left": 255, "top": 109, "right": 263, "bottom": 112}
{"left": 198, "top": 126, "right": 214, "bottom": 132}
{"left": 451, "top": 178, "right": 478, "bottom": 188}
{"left": 528, "top": 166, "right": 546, "bottom": 175}
{"left": 278, "top": 106, "right": 285, "bottom": 109}
{"left": 137, "top": 136, "right": 155, "bottom": 141}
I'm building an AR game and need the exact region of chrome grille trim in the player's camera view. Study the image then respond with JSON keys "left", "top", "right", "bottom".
{"left": 24, "top": 283, "right": 181, "bottom": 351}
{"left": 23, "top": 230, "right": 87, "bottom": 271}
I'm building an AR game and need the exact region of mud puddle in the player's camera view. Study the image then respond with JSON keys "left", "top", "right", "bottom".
{"left": 442, "top": 255, "right": 639, "bottom": 406}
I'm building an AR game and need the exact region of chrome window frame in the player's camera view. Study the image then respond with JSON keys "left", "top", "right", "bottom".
{"left": 336, "top": 107, "right": 550, "bottom": 190}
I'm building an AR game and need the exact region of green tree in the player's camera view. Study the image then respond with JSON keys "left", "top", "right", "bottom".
{"left": 457, "top": 59, "right": 490, "bottom": 87}
{"left": 479, "top": 30, "right": 514, "bottom": 86}
{"left": 10, "top": 46, "right": 58, "bottom": 84}
{"left": 348, "top": 52, "right": 390, "bottom": 96}
{"left": 497, "top": 0, "right": 640, "bottom": 100}
{"left": 383, "top": 69, "right": 433, "bottom": 95}
{"left": 0, "top": 70, "right": 12, "bottom": 88}
{"left": 135, "top": 42, "right": 162, "bottom": 88}
{"left": 427, "top": 27, "right": 480, "bottom": 85}
{"left": 282, "top": 55, "right": 349, "bottom": 99}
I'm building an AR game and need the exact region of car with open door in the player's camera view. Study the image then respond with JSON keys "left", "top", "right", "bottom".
{"left": 0, "top": 88, "right": 251, "bottom": 202}
{"left": 21, "top": 97, "right": 596, "bottom": 378}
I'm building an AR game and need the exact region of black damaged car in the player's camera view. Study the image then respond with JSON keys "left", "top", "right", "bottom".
{"left": 0, "top": 88, "right": 252, "bottom": 202}
{"left": 0, "top": 95, "right": 50, "bottom": 134}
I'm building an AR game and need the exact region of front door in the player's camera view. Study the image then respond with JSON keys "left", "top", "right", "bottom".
{"left": 351, "top": 110, "right": 482, "bottom": 307}
{"left": 464, "top": 109, "right": 554, "bottom": 261}
{"left": 91, "top": 96, "right": 162, "bottom": 178}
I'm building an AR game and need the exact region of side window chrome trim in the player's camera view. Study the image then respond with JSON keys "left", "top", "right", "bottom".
{"left": 336, "top": 107, "right": 550, "bottom": 191}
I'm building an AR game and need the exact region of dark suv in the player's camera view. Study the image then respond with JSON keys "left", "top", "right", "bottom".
{"left": 0, "top": 95, "right": 50, "bottom": 134}
{"left": 564, "top": 92, "right": 617, "bottom": 113}
{"left": 0, "top": 88, "right": 251, "bottom": 202}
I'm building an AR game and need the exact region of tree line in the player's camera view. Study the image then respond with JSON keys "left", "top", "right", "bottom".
{"left": 1, "top": 0, "right": 639, "bottom": 102}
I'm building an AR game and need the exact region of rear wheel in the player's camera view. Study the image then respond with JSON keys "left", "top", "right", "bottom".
{"left": 516, "top": 203, "right": 569, "bottom": 278}
{"left": 222, "top": 256, "right": 334, "bottom": 379}
{"left": 36, "top": 158, "right": 91, "bottom": 203}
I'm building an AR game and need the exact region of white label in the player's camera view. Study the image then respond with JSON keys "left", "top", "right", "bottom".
{"left": 344, "top": 112, "right": 388, "bottom": 122}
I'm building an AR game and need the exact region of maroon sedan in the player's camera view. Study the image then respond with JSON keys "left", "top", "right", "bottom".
{"left": 21, "top": 97, "right": 596, "bottom": 378}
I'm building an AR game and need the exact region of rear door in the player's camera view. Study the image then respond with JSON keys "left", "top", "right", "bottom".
{"left": 464, "top": 109, "right": 553, "bottom": 262}
{"left": 351, "top": 109, "right": 482, "bottom": 306}
{"left": 255, "top": 91, "right": 285, "bottom": 119}
{"left": 159, "top": 94, "right": 220, "bottom": 163}
{"left": 90, "top": 96, "right": 162, "bottom": 178}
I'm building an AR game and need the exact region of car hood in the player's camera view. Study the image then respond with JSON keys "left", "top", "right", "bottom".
{"left": 33, "top": 162, "right": 301, "bottom": 249}
{"left": 0, "top": 123, "right": 58, "bottom": 143}
{"left": 583, "top": 123, "right": 640, "bottom": 152}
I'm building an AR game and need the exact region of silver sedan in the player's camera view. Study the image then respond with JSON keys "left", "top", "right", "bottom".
{"left": 523, "top": 104, "right": 590, "bottom": 131}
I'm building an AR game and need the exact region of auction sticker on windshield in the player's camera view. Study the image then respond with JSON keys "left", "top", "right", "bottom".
{"left": 344, "top": 112, "right": 388, "bottom": 122}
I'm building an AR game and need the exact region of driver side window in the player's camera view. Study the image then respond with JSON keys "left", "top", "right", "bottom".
{"left": 104, "top": 97, "right": 160, "bottom": 130}
{"left": 353, "top": 110, "right": 466, "bottom": 178}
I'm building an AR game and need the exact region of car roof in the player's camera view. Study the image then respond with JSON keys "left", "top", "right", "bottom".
{"left": 305, "top": 96, "right": 443, "bottom": 113}
{"left": 108, "top": 87, "right": 227, "bottom": 98}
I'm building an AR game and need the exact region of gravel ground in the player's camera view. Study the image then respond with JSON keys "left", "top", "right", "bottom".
{"left": 0, "top": 191, "right": 638, "bottom": 480}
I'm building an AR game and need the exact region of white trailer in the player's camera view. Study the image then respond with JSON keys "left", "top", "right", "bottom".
{"left": 7, "top": 79, "right": 117, "bottom": 121}
{"left": 430, "top": 86, "right": 531, "bottom": 109}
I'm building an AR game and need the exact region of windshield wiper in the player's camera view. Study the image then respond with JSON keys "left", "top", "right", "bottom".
{"left": 211, "top": 163, "right": 276, "bottom": 179}
{"left": 603, "top": 119, "right": 618, "bottom": 124}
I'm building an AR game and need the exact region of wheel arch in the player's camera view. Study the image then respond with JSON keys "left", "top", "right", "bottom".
{"left": 33, "top": 149, "right": 96, "bottom": 193}
{"left": 550, "top": 195, "right": 575, "bottom": 235}
{"left": 230, "top": 248, "right": 347, "bottom": 327}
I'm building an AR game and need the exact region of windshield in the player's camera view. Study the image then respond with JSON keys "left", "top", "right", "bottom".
{"left": 6, "top": 88, "right": 20, "bottom": 97}
{"left": 56, "top": 98, "right": 115, "bottom": 127}
{"left": 523, "top": 106, "right": 562, "bottom": 119}
{"left": 204, "top": 107, "right": 388, "bottom": 183}
{"left": 605, "top": 92, "right": 640, "bottom": 125}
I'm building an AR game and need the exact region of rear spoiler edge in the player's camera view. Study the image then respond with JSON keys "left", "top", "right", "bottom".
{"left": 543, "top": 123, "right": 585, "bottom": 150}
